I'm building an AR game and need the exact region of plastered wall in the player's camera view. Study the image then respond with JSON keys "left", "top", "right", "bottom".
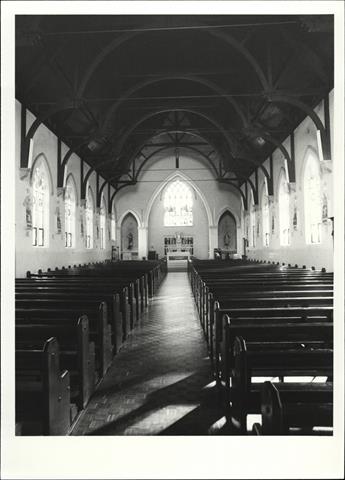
{"left": 242, "top": 92, "right": 334, "bottom": 272}
{"left": 15, "top": 101, "right": 114, "bottom": 277}
{"left": 16, "top": 89, "right": 334, "bottom": 272}
{"left": 114, "top": 152, "right": 242, "bottom": 259}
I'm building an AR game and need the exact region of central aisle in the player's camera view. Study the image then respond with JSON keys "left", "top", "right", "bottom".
{"left": 72, "top": 271, "right": 227, "bottom": 435}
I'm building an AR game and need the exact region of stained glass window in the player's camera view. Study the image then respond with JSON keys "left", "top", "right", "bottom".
{"left": 111, "top": 201, "right": 116, "bottom": 241}
{"left": 163, "top": 179, "right": 193, "bottom": 227}
{"left": 32, "top": 158, "right": 49, "bottom": 247}
{"left": 304, "top": 154, "right": 322, "bottom": 244}
{"left": 249, "top": 191, "right": 256, "bottom": 247}
{"left": 65, "top": 176, "right": 76, "bottom": 248}
{"left": 86, "top": 186, "right": 94, "bottom": 249}
{"left": 279, "top": 170, "right": 290, "bottom": 246}
{"left": 261, "top": 186, "right": 270, "bottom": 247}
{"left": 100, "top": 195, "right": 106, "bottom": 249}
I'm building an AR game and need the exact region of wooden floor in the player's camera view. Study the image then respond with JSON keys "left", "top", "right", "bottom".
{"left": 72, "top": 271, "right": 232, "bottom": 435}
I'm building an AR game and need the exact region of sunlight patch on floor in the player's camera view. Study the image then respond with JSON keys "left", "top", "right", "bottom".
{"left": 208, "top": 416, "right": 227, "bottom": 434}
{"left": 203, "top": 380, "right": 216, "bottom": 389}
{"left": 123, "top": 404, "right": 199, "bottom": 435}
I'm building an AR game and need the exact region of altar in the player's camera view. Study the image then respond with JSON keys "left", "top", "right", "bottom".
{"left": 165, "top": 233, "right": 193, "bottom": 271}
{"left": 167, "top": 249, "right": 190, "bottom": 271}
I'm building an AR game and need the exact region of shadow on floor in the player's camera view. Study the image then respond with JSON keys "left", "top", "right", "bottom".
{"left": 85, "top": 370, "right": 236, "bottom": 436}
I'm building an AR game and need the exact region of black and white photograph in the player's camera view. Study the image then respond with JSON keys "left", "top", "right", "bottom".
{"left": 1, "top": 1, "right": 344, "bottom": 479}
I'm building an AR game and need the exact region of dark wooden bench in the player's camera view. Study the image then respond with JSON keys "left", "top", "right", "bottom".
{"left": 16, "top": 288, "right": 126, "bottom": 353}
{"left": 16, "top": 300, "right": 111, "bottom": 376}
{"left": 230, "top": 336, "right": 333, "bottom": 433}
{"left": 17, "top": 278, "right": 134, "bottom": 335}
{"left": 16, "top": 337, "right": 71, "bottom": 435}
{"left": 220, "top": 314, "right": 333, "bottom": 388}
{"left": 256, "top": 380, "right": 333, "bottom": 435}
{"left": 16, "top": 315, "right": 95, "bottom": 409}
{"left": 211, "top": 304, "right": 333, "bottom": 372}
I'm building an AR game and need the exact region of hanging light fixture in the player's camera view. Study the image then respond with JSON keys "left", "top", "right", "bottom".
{"left": 175, "top": 147, "right": 179, "bottom": 169}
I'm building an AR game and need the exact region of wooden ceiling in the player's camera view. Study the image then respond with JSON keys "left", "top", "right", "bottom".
{"left": 16, "top": 15, "right": 333, "bottom": 191}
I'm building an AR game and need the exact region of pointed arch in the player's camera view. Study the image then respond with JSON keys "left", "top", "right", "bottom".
{"left": 302, "top": 147, "right": 322, "bottom": 244}
{"left": 30, "top": 153, "right": 54, "bottom": 196}
{"left": 64, "top": 173, "right": 77, "bottom": 248}
{"left": 64, "top": 172, "right": 79, "bottom": 206}
{"left": 260, "top": 178, "right": 270, "bottom": 247}
{"left": 118, "top": 209, "right": 142, "bottom": 229}
{"left": 144, "top": 171, "right": 213, "bottom": 227}
{"left": 217, "top": 209, "right": 237, "bottom": 251}
{"left": 278, "top": 167, "right": 291, "bottom": 246}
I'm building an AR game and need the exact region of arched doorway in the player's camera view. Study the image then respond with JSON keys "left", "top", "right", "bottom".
{"left": 218, "top": 210, "right": 237, "bottom": 255}
{"left": 121, "top": 212, "right": 138, "bottom": 260}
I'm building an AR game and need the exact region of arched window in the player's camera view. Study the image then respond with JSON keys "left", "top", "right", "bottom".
{"left": 32, "top": 157, "right": 50, "bottom": 247}
{"left": 100, "top": 195, "right": 106, "bottom": 249}
{"left": 64, "top": 176, "right": 76, "bottom": 248}
{"left": 304, "top": 153, "right": 322, "bottom": 244}
{"left": 278, "top": 170, "right": 290, "bottom": 246}
{"left": 86, "top": 186, "right": 94, "bottom": 249}
{"left": 249, "top": 191, "right": 256, "bottom": 247}
{"left": 111, "top": 201, "right": 116, "bottom": 242}
{"left": 163, "top": 179, "right": 193, "bottom": 226}
{"left": 261, "top": 185, "right": 270, "bottom": 247}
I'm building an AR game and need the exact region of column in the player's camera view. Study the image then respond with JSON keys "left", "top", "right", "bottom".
{"left": 208, "top": 225, "right": 218, "bottom": 259}
{"left": 138, "top": 226, "right": 148, "bottom": 259}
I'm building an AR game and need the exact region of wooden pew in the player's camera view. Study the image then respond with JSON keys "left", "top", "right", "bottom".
{"left": 231, "top": 336, "right": 333, "bottom": 433}
{"left": 16, "top": 315, "right": 95, "bottom": 409}
{"left": 212, "top": 304, "right": 333, "bottom": 374}
{"left": 258, "top": 381, "right": 333, "bottom": 435}
{"left": 17, "top": 279, "right": 133, "bottom": 338}
{"left": 16, "top": 288, "right": 126, "bottom": 353}
{"left": 16, "top": 300, "right": 111, "bottom": 376}
{"left": 220, "top": 314, "right": 333, "bottom": 388}
{"left": 16, "top": 337, "right": 71, "bottom": 435}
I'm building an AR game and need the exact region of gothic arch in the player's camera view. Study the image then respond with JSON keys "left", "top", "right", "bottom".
{"left": 300, "top": 145, "right": 322, "bottom": 190}
{"left": 118, "top": 209, "right": 142, "bottom": 229}
{"left": 64, "top": 172, "right": 79, "bottom": 206}
{"left": 30, "top": 153, "right": 54, "bottom": 196}
{"left": 216, "top": 206, "right": 240, "bottom": 228}
{"left": 144, "top": 171, "right": 213, "bottom": 227}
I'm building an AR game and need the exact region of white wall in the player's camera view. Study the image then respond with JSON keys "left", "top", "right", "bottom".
{"left": 114, "top": 152, "right": 242, "bottom": 259}
{"left": 242, "top": 92, "right": 334, "bottom": 272}
{"left": 15, "top": 100, "right": 115, "bottom": 277}
{"left": 16, "top": 90, "right": 334, "bottom": 273}
{"left": 148, "top": 179, "right": 209, "bottom": 258}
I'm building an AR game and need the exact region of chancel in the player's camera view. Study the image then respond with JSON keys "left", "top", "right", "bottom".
{"left": 13, "top": 13, "right": 338, "bottom": 440}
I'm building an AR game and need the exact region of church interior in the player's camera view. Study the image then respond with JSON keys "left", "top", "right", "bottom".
{"left": 4, "top": 7, "right": 344, "bottom": 477}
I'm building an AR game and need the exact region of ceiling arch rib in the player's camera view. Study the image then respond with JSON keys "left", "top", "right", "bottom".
{"left": 109, "top": 108, "right": 271, "bottom": 184}
{"left": 105, "top": 108, "right": 239, "bottom": 169}
{"left": 77, "top": 19, "right": 268, "bottom": 99}
{"left": 101, "top": 74, "right": 248, "bottom": 133}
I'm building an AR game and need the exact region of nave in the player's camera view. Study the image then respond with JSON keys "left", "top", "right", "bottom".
{"left": 72, "top": 272, "right": 226, "bottom": 436}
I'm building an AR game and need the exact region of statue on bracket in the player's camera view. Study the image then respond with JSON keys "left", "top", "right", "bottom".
{"left": 127, "top": 231, "right": 133, "bottom": 250}
{"left": 223, "top": 232, "right": 231, "bottom": 247}
{"left": 23, "top": 193, "right": 32, "bottom": 229}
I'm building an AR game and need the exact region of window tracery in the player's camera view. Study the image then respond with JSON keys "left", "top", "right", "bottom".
{"left": 163, "top": 179, "right": 193, "bottom": 227}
